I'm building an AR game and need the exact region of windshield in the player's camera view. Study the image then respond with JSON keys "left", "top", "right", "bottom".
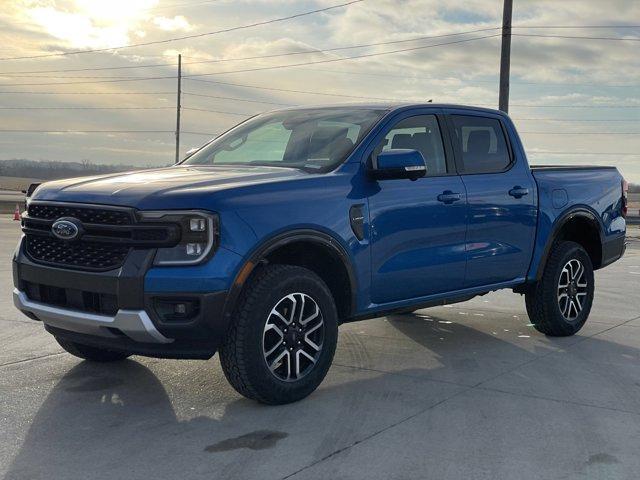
{"left": 183, "top": 107, "right": 387, "bottom": 172}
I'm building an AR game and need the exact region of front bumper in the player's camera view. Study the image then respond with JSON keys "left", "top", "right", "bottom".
{"left": 13, "top": 289, "right": 171, "bottom": 344}
{"left": 13, "top": 237, "right": 232, "bottom": 359}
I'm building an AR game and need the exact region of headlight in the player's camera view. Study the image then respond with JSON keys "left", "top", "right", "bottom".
{"left": 138, "top": 210, "right": 219, "bottom": 266}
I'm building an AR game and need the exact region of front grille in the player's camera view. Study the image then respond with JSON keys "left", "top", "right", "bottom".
{"left": 26, "top": 235, "right": 130, "bottom": 271}
{"left": 24, "top": 281, "right": 118, "bottom": 316}
{"left": 23, "top": 202, "right": 179, "bottom": 271}
{"left": 27, "top": 203, "right": 133, "bottom": 225}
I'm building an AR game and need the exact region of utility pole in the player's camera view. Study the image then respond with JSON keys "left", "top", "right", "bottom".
{"left": 499, "top": 0, "right": 513, "bottom": 113}
{"left": 174, "top": 54, "right": 182, "bottom": 163}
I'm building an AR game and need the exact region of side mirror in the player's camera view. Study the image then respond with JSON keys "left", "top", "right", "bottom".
{"left": 369, "top": 149, "right": 427, "bottom": 181}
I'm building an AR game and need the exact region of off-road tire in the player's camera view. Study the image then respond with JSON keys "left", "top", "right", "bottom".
{"left": 525, "top": 241, "right": 595, "bottom": 336}
{"left": 219, "top": 264, "right": 338, "bottom": 405}
{"left": 55, "top": 337, "right": 131, "bottom": 362}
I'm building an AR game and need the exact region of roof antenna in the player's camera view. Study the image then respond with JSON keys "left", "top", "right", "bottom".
{"left": 427, "top": 99, "right": 433, "bottom": 103}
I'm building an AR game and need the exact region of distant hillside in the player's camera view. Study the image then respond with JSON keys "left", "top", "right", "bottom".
{"left": 0, "top": 159, "right": 157, "bottom": 183}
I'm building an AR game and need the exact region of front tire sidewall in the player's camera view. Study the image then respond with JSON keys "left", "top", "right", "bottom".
{"left": 243, "top": 271, "right": 338, "bottom": 403}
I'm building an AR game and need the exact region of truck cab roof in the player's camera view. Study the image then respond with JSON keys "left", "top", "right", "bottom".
{"left": 275, "top": 103, "right": 507, "bottom": 117}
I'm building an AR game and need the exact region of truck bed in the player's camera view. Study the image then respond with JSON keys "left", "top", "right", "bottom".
{"left": 527, "top": 164, "right": 625, "bottom": 279}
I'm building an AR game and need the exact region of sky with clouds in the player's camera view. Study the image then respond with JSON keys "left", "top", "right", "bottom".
{"left": 0, "top": 0, "right": 638, "bottom": 180}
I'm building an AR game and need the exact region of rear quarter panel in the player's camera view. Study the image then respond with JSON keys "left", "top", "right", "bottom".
{"left": 528, "top": 167, "right": 625, "bottom": 281}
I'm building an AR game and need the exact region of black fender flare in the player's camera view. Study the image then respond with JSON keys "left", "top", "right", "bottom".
{"left": 221, "top": 229, "right": 358, "bottom": 324}
{"left": 533, "top": 207, "right": 604, "bottom": 281}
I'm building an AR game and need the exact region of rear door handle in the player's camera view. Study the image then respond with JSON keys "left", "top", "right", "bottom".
{"left": 437, "top": 191, "right": 462, "bottom": 204}
{"left": 509, "top": 186, "right": 529, "bottom": 198}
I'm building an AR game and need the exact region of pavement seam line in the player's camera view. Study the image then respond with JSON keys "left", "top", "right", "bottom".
{"left": 332, "top": 362, "right": 471, "bottom": 388}
{"left": 0, "top": 317, "right": 41, "bottom": 325}
{"left": 476, "top": 385, "right": 640, "bottom": 417}
{"left": 0, "top": 352, "right": 64, "bottom": 368}
{"left": 280, "top": 385, "right": 473, "bottom": 480}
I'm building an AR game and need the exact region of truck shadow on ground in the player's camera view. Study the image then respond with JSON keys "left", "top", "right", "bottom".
{"left": 5, "top": 314, "right": 640, "bottom": 480}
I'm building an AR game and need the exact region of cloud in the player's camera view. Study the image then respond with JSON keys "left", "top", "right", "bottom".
{"left": 0, "top": 0, "right": 637, "bottom": 181}
{"left": 153, "top": 16, "right": 193, "bottom": 32}
{"left": 27, "top": 7, "right": 132, "bottom": 49}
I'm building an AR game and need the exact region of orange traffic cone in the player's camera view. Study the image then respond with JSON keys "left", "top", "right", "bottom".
{"left": 13, "top": 204, "right": 21, "bottom": 221}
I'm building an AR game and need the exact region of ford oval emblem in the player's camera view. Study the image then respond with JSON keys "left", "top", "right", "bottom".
{"left": 51, "top": 218, "right": 81, "bottom": 241}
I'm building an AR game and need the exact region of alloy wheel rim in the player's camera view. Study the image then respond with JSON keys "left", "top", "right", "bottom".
{"left": 557, "top": 258, "right": 588, "bottom": 321}
{"left": 262, "top": 293, "right": 325, "bottom": 382}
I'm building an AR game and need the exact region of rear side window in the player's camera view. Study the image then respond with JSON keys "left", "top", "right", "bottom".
{"left": 373, "top": 115, "right": 448, "bottom": 176}
{"left": 450, "top": 115, "right": 511, "bottom": 174}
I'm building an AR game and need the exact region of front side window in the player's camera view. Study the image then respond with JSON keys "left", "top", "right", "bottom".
{"left": 451, "top": 115, "right": 511, "bottom": 174}
{"left": 373, "top": 115, "right": 448, "bottom": 176}
{"left": 184, "top": 108, "right": 386, "bottom": 172}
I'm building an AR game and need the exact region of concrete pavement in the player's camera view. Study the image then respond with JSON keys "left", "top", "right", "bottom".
{"left": 1, "top": 218, "right": 639, "bottom": 480}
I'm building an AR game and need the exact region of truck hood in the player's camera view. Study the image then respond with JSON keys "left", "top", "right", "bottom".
{"left": 31, "top": 165, "right": 307, "bottom": 208}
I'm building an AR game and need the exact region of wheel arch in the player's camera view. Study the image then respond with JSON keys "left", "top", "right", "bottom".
{"left": 222, "top": 229, "right": 357, "bottom": 325}
{"left": 534, "top": 207, "right": 604, "bottom": 281}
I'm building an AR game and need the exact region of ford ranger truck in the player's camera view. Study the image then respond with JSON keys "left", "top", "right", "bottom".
{"left": 13, "top": 104, "right": 627, "bottom": 404}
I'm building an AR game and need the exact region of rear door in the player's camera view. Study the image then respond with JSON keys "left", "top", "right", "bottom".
{"left": 445, "top": 110, "right": 537, "bottom": 287}
{"left": 368, "top": 111, "right": 468, "bottom": 304}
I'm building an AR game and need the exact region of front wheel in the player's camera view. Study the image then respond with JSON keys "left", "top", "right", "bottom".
{"left": 525, "top": 241, "right": 595, "bottom": 336}
{"left": 219, "top": 264, "right": 338, "bottom": 405}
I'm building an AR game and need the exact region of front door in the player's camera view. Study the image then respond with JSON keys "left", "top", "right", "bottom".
{"left": 446, "top": 112, "right": 537, "bottom": 287}
{"left": 368, "top": 113, "right": 468, "bottom": 304}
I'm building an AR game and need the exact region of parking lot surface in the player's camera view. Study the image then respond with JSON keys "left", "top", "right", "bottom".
{"left": 1, "top": 218, "right": 639, "bottom": 480}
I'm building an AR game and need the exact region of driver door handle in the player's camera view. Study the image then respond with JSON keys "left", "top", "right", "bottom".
{"left": 437, "top": 191, "right": 462, "bottom": 204}
{"left": 509, "top": 186, "right": 529, "bottom": 198}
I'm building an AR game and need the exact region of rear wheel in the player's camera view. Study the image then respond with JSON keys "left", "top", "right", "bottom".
{"left": 219, "top": 264, "right": 338, "bottom": 404}
{"left": 525, "top": 241, "right": 595, "bottom": 336}
{"left": 55, "top": 337, "right": 131, "bottom": 362}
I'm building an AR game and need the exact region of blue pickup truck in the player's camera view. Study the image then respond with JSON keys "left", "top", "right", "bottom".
{"left": 13, "top": 104, "right": 627, "bottom": 404}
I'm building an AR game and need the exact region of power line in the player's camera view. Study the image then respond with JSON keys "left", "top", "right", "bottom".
{"left": 514, "top": 118, "right": 640, "bottom": 122}
{"left": 508, "top": 104, "right": 640, "bottom": 108}
{"left": 2, "top": 66, "right": 635, "bottom": 91}
{"left": 513, "top": 25, "right": 640, "bottom": 29}
{"left": 185, "top": 78, "right": 640, "bottom": 107}
{"left": 0, "top": 129, "right": 219, "bottom": 136}
{"left": 298, "top": 67, "right": 637, "bottom": 88}
{"left": 183, "top": 107, "right": 253, "bottom": 116}
{"left": 528, "top": 152, "right": 640, "bottom": 156}
{"left": 0, "top": 34, "right": 500, "bottom": 86}
{"left": 0, "top": 75, "right": 176, "bottom": 87}
{"left": 520, "top": 131, "right": 640, "bottom": 135}
{"left": 182, "top": 131, "right": 220, "bottom": 136}
{"left": 0, "top": 129, "right": 176, "bottom": 133}
{"left": 0, "top": 106, "right": 172, "bottom": 110}
{"left": 183, "top": 91, "right": 292, "bottom": 106}
{"left": 2, "top": 27, "right": 640, "bottom": 77}
{"left": 513, "top": 33, "right": 640, "bottom": 42}
{"left": 186, "top": 77, "right": 403, "bottom": 101}
{"left": 1, "top": 62, "right": 178, "bottom": 76}
{"left": 0, "top": 27, "right": 501, "bottom": 76}
{"left": 181, "top": 35, "right": 501, "bottom": 79}
{"left": 0, "top": 91, "right": 174, "bottom": 95}
{"left": 0, "top": 0, "right": 366, "bottom": 61}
